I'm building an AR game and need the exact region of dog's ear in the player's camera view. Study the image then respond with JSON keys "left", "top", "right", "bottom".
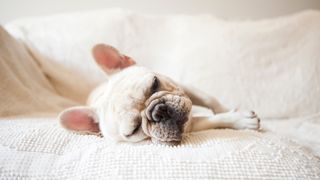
{"left": 58, "top": 106, "right": 100, "bottom": 135}
{"left": 92, "top": 44, "right": 135, "bottom": 75}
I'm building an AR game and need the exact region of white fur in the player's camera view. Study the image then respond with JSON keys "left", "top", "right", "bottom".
{"left": 81, "top": 65, "right": 260, "bottom": 144}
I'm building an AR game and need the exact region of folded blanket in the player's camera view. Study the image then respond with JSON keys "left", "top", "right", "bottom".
{"left": 0, "top": 27, "right": 77, "bottom": 117}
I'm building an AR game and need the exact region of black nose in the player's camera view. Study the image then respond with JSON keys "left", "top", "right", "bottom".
{"left": 151, "top": 104, "right": 176, "bottom": 122}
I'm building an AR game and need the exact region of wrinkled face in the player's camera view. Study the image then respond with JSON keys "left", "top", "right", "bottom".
{"left": 142, "top": 75, "right": 193, "bottom": 145}
{"left": 92, "top": 66, "right": 192, "bottom": 145}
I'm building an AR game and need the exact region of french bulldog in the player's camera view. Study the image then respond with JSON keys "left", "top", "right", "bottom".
{"left": 58, "top": 44, "right": 260, "bottom": 145}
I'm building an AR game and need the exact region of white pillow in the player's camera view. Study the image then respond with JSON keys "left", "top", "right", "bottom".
{"left": 5, "top": 9, "right": 320, "bottom": 118}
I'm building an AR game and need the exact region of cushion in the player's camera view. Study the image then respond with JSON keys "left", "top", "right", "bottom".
{"left": 0, "top": 116, "right": 319, "bottom": 179}
{"left": 5, "top": 9, "right": 320, "bottom": 118}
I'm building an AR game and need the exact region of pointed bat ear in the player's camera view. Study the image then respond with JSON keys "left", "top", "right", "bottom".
{"left": 58, "top": 106, "right": 100, "bottom": 135}
{"left": 92, "top": 44, "right": 136, "bottom": 75}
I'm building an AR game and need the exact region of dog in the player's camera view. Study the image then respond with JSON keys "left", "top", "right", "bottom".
{"left": 58, "top": 44, "right": 260, "bottom": 145}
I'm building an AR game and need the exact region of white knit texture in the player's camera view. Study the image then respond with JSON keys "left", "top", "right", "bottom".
{"left": 0, "top": 117, "right": 319, "bottom": 179}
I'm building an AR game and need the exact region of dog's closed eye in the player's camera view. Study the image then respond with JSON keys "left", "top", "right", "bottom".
{"left": 151, "top": 76, "right": 160, "bottom": 94}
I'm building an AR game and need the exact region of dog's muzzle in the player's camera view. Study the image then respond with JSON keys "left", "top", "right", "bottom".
{"left": 151, "top": 103, "right": 184, "bottom": 122}
{"left": 142, "top": 92, "right": 192, "bottom": 145}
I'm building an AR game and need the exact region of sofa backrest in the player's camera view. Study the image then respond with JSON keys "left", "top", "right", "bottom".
{"left": 5, "top": 9, "right": 320, "bottom": 118}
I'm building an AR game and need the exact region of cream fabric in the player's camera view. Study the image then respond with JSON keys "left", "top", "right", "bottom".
{"left": 0, "top": 27, "right": 77, "bottom": 117}
{"left": 262, "top": 113, "right": 320, "bottom": 157}
{"left": 1, "top": 9, "right": 320, "bottom": 179}
{"left": 5, "top": 9, "right": 320, "bottom": 118}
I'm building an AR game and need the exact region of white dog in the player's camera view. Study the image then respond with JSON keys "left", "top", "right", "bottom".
{"left": 58, "top": 44, "right": 260, "bottom": 145}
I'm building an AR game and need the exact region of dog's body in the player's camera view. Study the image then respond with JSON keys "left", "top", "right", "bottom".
{"left": 59, "top": 44, "right": 260, "bottom": 145}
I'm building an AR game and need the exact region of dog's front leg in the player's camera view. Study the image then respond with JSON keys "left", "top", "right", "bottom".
{"left": 189, "top": 110, "right": 260, "bottom": 132}
{"left": 181, "top": 85, "right": 228, "bottom": 114}
{"left": 181, "top": 85, "right": 260, "bottom": 132}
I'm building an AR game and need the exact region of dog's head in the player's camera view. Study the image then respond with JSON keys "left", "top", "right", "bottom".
{"left": 58, "top": 44, "right": 192, "bottom": 145}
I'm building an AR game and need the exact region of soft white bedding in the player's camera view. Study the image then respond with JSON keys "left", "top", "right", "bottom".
{"left": 263, "top": 114, "right": 320, "bottom": 157}
{"left": 0, "top": 115, "right": 319, "bottom": 179}
{"left": 1, "top": 9, "right": 320, "bottom": 179}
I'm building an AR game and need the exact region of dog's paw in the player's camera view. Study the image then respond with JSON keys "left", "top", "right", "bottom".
{"left": 228, "top": 109, "right": 260, "bottom": 130}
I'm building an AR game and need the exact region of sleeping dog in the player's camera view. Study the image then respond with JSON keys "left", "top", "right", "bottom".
{"left": 58, "top": 44, "right": 260, "bottom": 145}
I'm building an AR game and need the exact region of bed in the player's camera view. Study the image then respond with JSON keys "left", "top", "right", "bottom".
{"left": 0, "top": 9, "right": 320, "bottom": 179}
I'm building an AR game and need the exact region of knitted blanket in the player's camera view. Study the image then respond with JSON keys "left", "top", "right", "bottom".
{"left": 0, "top": 117, "right": 319, "bottom": 179}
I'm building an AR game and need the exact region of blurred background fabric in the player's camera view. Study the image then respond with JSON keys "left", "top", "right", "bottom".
{"left": 0, "top": 0, "right": 320, "bottom": 23}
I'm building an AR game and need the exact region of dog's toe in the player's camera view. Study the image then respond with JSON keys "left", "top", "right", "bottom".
{"left": 243, "top": 110, "right": 257, "bottom": 118}
{"left": 235, "top": 117, "right": 260, "bottom": 130}
{"left": 230, "top": 110, "right": 260, "bottom": 130}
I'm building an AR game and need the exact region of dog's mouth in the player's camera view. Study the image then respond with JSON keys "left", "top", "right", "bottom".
{"left": 141, "top": 93, "right": 192, "bottom": 145}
